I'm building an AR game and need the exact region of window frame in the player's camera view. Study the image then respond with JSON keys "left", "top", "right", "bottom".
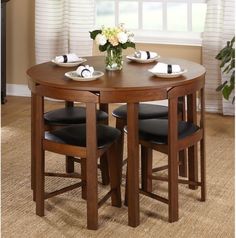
{"left": 94, "top": 0, "right": 206, "bottom": 46}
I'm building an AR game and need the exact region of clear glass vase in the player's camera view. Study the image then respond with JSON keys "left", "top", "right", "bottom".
{"left": 105, "top": 47, "right": 123, "bottom": 70}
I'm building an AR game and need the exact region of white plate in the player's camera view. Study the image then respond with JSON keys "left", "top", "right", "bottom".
{"left": 148, "top": 69, "right": 187, "bottom": 78}
{"left": 51, "top": 58, "right": 87, "bottom": 67}
{"left": 65, "top": 70, "right": 104, "bottom": 81}
{"left": 126, "top": 55, "right": 160, "bottom": 63}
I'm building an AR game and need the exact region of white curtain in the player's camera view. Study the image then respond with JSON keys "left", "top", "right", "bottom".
{"left": 202, "top": 0, "right": 235, "bottom": 115}
{"left": 35, "top": 0, "right": 95, "bottom": 64}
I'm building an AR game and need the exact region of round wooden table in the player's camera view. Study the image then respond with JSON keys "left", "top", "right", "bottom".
{"left": 27, "top": 56, "right": 206, "bottom": 228}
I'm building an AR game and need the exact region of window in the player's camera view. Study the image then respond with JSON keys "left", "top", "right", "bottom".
{"left": 95, "top": 0, "right": 207, "bottom": 45}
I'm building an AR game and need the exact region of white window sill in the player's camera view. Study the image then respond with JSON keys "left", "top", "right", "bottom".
{"left": 133, "top": 31, "right": 203, "bottom": 46}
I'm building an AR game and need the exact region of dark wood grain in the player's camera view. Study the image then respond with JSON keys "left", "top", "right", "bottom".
{"left": 168, "top": 96, "right": 179, "bottom": 222}
{"left": 86, "top": 102, "right": 98, "bottom": 230}
{"left": 1, "top": 2, "right": 7, "bottom": 104}
{"left": 35, "top": 94, "right": 44, "bottom": 216}
{"left": 98, "top": 103, "right": 110, "bottom": 185}
{"left": 127, "top": 103, "right": 140, "bottom": 227}
{"left": 187, "top": 92, "right": 198, "bottom": 190}
{"left": 31, "top": 93, "right": 36, "bottom": 197}
{"left": 200, "top": 87, "right": 206, "bottom": 201}
{"left": 141, "top": 146, "right": 153, "bottom": 192}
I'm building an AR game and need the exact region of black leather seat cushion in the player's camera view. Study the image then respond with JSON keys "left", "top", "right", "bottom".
{"left": 44, "top": 107, "right": 108, "bottom": 125}
{"left": 112, "top": 104, "right": 168, "bottom": 120}
{"left": 125, "top": 119, "right": 199, "bottom": 145}
{"left": 45, "top": 124, "right": 121, "bottom": 149}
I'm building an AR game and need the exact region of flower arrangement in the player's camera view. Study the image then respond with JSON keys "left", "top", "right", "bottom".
{"left": 90, "top": 24, "right": 135, "bottom": 70}
{"left": 89, "top": 24, "right": 135, "bottom": 52}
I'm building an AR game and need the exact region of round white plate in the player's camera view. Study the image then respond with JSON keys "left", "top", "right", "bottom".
{"left": 51, "top": 58, "right": 87, "bottom": 67}
{"left": 126, "top": 55, "right": 160, "bottom": 63}
{"left": 65, "top": 70, "right": 104, "bottom": 81}
{"left": 148, "top": 69, "right": 187, "bottom": 78}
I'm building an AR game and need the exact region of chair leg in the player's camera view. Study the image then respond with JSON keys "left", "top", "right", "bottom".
{"left": 188, "top": 144, "right": 198, "bottom": 190}
{"left": 99, "top": 103, "right": 110, "bottom": 186}
{"left": 81, "top": 158, "right": 87, "bottom": 200}
{"left": 124, "top": 165, "right": 128, "bottom": 206}
{"left": 86, "top": 153, "right": 98, "bottom": 230}
{"left": 115, "top": 118, "right": 126, "bottom": 179}
{"left": 100, "top": 155, "right": 110, "bottom": 185}
{"left": 178, "top": 150, "right": 187, "bottom": 177}
{"left": 168, "top": 153, "right": 179, "bottom": 223}
{"left": 36, "top": 149, "right": 45, "bottom": 217}
{"left": 141, "top": 145, "right": 153, "bottom": 192}
{"left": 200, "top": 139, "right": 206, "bottom": 201}
{"left": 178, "top": 96, "right": 188, "bottom": 178}
{"left": 66, "top": 156, "right": 75, "bottom": 173}
{"left": 31, "top": 145, "right": 36, "bottom": 201}
{"left": 107, "top": 142, "right": 122, "bottom": 207}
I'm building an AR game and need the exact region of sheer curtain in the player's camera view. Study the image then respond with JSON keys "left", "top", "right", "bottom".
{"left": 35, "top": 0, "right": 95, "bottom": 64}
{"left": 202, "top": 0, "right": 235, "bottom": 115}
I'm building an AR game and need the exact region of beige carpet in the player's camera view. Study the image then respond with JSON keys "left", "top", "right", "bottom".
{"left": 1, "top": 96, "right": 235, "bottom": 238}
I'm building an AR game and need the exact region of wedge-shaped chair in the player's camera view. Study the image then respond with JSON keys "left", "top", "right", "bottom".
{"left": 125, "top": 78, "right": 206, "bottom": 222}
{"left": 112, "top": 102, "right": 188, "bottom": 177}
{"left": 33, "top": 87, "right": 122, "bottom": 230}
{"left": 44, "top": 102, "right": 110, "bottom": 182}
{"left": 31, "top": 102, "right": 110, "bottom": 198}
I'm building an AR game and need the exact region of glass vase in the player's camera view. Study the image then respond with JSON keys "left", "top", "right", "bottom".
{"left": 105, "top": 47, "right": 123, "bottom": 71}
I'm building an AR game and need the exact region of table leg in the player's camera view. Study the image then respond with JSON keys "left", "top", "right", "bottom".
{"left": 35, "top": 94, "right": 45, "bottom": 216}
{"left": 168, "top": 97, "right": 179, "bottom": 222}
{"left": 86, "top": 102, "right": 98, "bottom": 230}
{"left": 31, "top": 93, "right": 36, "bottom": 201}
{"left": 127, "top": 103, "right": 140, "bottom": 227}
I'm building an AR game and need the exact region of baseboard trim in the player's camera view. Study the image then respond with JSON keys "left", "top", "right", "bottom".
{"left": 7, "top": 84, "right": 31, "bottom": 97}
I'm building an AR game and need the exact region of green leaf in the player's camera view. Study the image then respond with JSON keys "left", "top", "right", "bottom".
{"left": 222, "top": 85, "right": 231, "bottom": 100}
{"left": 89, "top": 30, "right": 102, "bottom": 40}
{"left": 216, "top": 81, "right": 228, "bottom": 91}
{"left": 121, "top": 42, "right": 135, "bottom": 49}
{"left": 231, "top": 59, "right": 235, "bottom": 67}
{"left": 231, "top": 36, "right": 235, "bottom": 43}
{"left": 223, "top": 64, "right": 231, "bottom": 73}
{"left": 230, "top": 36, "right": 235, "bottom": 47}
{"left": 216, "top": 47, "right": 229, "bottom": 60}
{"left": 222, "top": 84, "right": 234, "bottom": 100}
{"left": 230, "top": 71, "right": 235, "bottom": 85}
{"left": 231, "top": 50, "right": 235, "bottom": 59}
{"left": 99, "top": 43, "right": 109, "bottom": 52}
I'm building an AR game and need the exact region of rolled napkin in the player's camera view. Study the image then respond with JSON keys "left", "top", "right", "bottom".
{"left": 134, "top": 50, "right": 157, "bottom": 60}
{"left": 55, "top": 53, "right": 80, "bottom": 63}
{"left": 76, "top": 65, "right": 94, "bottom": 78}
{"left": 150, "top": 62, "right": 181, "bottom": 74}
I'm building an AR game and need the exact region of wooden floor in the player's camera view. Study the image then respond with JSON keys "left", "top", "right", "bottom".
{"left": 1, "top": 96, "right": 235, "bottom": 238}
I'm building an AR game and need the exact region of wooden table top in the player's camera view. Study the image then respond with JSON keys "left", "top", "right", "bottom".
{"left": 27, "top": 56, "right": 206, "bottom": 93}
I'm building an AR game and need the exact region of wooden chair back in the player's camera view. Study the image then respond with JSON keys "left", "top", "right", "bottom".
{"left": 167, "top": 77, "right": 205, "bottom": 150}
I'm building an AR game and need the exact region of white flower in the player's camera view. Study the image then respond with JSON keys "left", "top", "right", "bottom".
{"left": 117, "top": 32, "right": 128, "bottom": 44}
{"left": 95, "top": 34, "right": 107, "bottom": 46}
{"left": 127, "top": 32, "right": 135, "bottom": 42}
{"left": 128, "top": 36, "right": 134, "bottom": 43}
